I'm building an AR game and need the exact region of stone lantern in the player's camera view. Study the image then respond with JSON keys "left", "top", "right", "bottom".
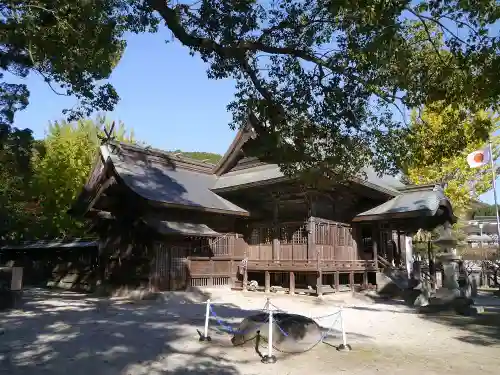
{"left": 432, "top": 221, "right": 464, "bottom": 301}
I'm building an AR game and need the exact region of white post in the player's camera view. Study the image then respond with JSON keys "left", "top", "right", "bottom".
{"left": 488, "top": 141, "right": 500, "bottom": 245}
{"left": 204, "top": 299, "right": 210, "bottom": 338}
{"left": 340, "top": 306, "right": 347, "bottom": 347}
{"left": 268, "top": 307, "right": 273, "bottom": 358}
{"left": 337, "top": 306, "right": 351, "bottom": 351}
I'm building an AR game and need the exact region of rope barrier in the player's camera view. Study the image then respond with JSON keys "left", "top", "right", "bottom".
{"left": 197, "top": 297, "right": 352, "bottom": 362}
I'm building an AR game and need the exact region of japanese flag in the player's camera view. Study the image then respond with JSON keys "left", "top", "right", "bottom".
{"left": 466, "top": 147, "right": 490, "bottom": 168}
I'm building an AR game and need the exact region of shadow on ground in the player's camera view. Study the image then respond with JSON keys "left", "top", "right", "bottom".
{"left": 417, "top": 291, "right": 500, "bottom": 347}
{"left": 0, "top": 287, "right": 266, "bottom": 375}
{"left": 362, "top": 289, "right": 500, "bottom": 347}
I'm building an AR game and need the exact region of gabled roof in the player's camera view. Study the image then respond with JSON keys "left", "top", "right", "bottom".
{"left": 102, "top": 143, "right": 249, "bottom": 216}
{"left": 212, "top": 161, "right": 405, "bottom": 195}
{"left": 71, "top": 116, "right": 454, "bottom": 227}
{"left": 212, "top": 118, "right": 257, "bottom": 176}
{"left": 211, "top": 114, "right": 405, "bottom": 195}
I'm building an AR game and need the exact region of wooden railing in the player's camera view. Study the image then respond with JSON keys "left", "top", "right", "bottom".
{"left": 246, "top": 259, "right": 376, "bottom": 271}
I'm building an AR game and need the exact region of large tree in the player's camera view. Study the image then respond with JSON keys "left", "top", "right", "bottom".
{"left": 3, "top": 1, "right": 500, "bottom": 178}
{"left": 405, "top": 104, "right": 500, "bottom": 216}
{"left": 31, "top": 116, "right": 138, "bottom": 239}
{"left": 0, "top": 124, "right": 36, "bottom": 240}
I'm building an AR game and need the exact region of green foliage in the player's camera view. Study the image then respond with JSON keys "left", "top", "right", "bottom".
{"left": 405, "top": 104, "right": 500, "bottom": 216}
{"left": 0, "top": 1, "right": 160, "bottom": 125}
{"left": 473, "top": 204, "right": 499, "bottom": 217}
{"left": 173, "top": 150, "right": 222, "bottom": 164}
{"left": 0, "top": 124, "right": 36, "bottom": 240}
{"left": 149, "top": 0, "right": 500, "bottom": 179}
{"left": 2, "top": 1, "right": 500, "bottom": 180}
{"left": 31, "top": 116, "right": 138, "bottom": 239}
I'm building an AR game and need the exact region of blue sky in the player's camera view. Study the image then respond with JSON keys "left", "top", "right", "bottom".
{"left": 13, "top": 31, "right": 238, "bottom": 156}
{"left": 11, "top": 29, "right": 497, "bottom": 204}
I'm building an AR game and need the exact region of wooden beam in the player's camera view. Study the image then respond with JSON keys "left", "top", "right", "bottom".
{"left": 349, "top": 271, "right": 355, "bottom": 294}
{"left": 272, "top": 199, "right": 280, "bottom": 261}
{"left": 372, "top": 224, "right": 379, "bottom": 269}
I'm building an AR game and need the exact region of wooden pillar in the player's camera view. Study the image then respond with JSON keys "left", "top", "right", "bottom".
{"left": 307, "top": 216, "right": 316, "bottom": 260}
{"left": 334, "top": 271, "right": 340, "bottom": 292}
{"left": 289, "top": 271, "right": 295, "bottom": 295}
{"left": 372, "top": 224, "right": 379, "bottom": 269}
{"left": 349, "top": 271, "right": 355, "bottom": 294}
{"left": 316, "top": 270, "right": 323, "bottom": 297}
{"left": 428, "top": 240, "right": 436, "bottom": 290}
{"left": 363, "top": 270, "right": 368, "bottom": 288}
{"left": 272, "top": 199, "right": 280, "bottom": 261}
{"left": 209, "top": 259, "right": 214, "bottom": 287}
{"left": 397, "top": 230, "right": 402, "bottom": 267}
{"left": 265, "top": 270, "right": 271, "bottom": 293}
{"left": 242, "top": 266, "right": 248, "bottom": 291}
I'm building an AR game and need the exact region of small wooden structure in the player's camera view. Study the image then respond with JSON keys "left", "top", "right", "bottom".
{"left": 70, "top": 117, "right": 456, "bottom": 295}
{"left": 0, "top": 239, "right": 98, "bottom": 290}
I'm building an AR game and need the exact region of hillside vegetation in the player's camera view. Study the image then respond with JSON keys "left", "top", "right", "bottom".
{"left": 173, "top": 150, "right": 222, "bottom": 165}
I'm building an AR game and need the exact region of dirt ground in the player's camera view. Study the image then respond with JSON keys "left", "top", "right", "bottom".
{"left": 1, "top": 287, "right": 499, "bottom": 375}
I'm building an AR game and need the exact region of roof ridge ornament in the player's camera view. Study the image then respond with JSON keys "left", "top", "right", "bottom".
{"left": 98, "top": 121, "right": 116, "bottom": 145}
{"left": 433, "top": 184, "right": 444, "bottom": 192}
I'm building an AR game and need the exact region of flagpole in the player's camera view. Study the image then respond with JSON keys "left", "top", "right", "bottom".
{"left": 488, "top": 140, "right": 500, "bottom": 246}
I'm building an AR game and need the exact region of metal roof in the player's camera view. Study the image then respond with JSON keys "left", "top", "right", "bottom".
{"left": 105, "top": 145, "right": 248, "bottom": 216}
{"left": 212, "top": 163, "right": 404, "bottom": 195}
{"left": 0, "top": 239, "right": 98, "bottom": 251}
{"left": 466, "top": 234, "right": 494, "bottom": 242}
{"left": 142, "top": 218, "right": 220, "bottom": 237}
{"left": 352, "top": 187, "right": 453, "bottom": 222}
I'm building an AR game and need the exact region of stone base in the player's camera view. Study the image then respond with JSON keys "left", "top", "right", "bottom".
{"left": 199, "top": 335, "right": 212, "bottom": 342}
{"left": 337, "top": 344, "right": 352, "bottom": 352}
{"left": 261, "top": 355, "right": 277, "bottom": 364}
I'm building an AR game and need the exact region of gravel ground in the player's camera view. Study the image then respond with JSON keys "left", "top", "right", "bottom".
{"left": 1, "top": 287, "right": 499, "bottom": 375}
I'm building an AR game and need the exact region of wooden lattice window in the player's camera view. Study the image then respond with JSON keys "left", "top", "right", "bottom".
{"left": 260, "top": 227, "right": 272, "bottom": 244}
{"left": 210, "top": 236, "right": 229, "bottom": 256}
{"left": 249, "top": 228, "right": 260, "bottom": 245}
{"left": 337, "top": 226, "right": 345, "bottom": 246}
{"left": 280, "top": 224, "right": 307, "bottom": 244}
{"left": 316, "top": 223, "right": 334, "bottom": 245}
{"left": 280, "top": 225, "right": 292, "bottom": 244}
{"left": 293, "top": 225, "right": 307, "bottom": 244}
{"left": 347, "top": 228, "right": 354, "bottom": 246}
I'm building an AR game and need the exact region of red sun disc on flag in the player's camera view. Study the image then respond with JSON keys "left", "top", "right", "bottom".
{"left": 473, "top": 153, "right": 484, "bottom": 163}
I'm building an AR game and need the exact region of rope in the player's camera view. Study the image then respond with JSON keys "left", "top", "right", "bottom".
{"left": 260, "top": 312, "right": 342, "bottom": 354}
{"left": 248, "top": 300, "right": 345, "bottom": 353}
{"left": 206, "top": 301, "right": 270, "bottom": 347}
{"left": 209, "top": 305, "right": 268, "bottom": 335}
{"left": 202, "top": 298, "right": 347, "bottom": 352}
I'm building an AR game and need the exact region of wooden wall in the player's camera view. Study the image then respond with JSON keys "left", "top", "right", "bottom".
{"left": 245, "top": 218, "right": 360, "bottom": 262}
